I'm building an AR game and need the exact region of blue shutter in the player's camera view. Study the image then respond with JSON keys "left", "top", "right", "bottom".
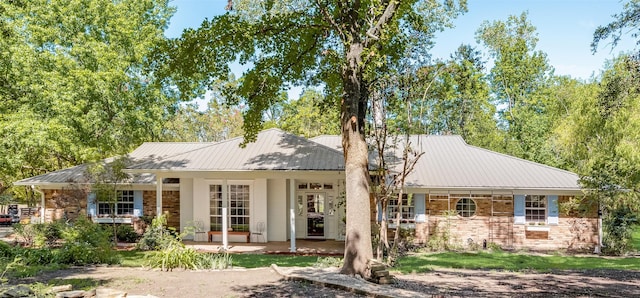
{"left": 414, "top": 194, "right": 426, "bottom": 223}
{"left": 377, "top": 200, "right": 382, "bottom": 222}
{"left": 514, "top": 195, "right": 525, "bottom": 224}
{"left": 547, "top": 195, "right": 559, "bottom": 225}
{"left": 133, "top": 190, "right": 143, "bottom": 217}
{"left": 87, "top": 192, "right": 96, "bottom": 217}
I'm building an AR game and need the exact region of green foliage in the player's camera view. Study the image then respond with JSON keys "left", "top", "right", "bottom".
{"left": 138, "top": 214, "right": 200, "bottom": 271}
{"left": 194, "top": 252, "right": 233, "bottom": 270}
{"left": 55, "top": 217, "right": 118, "bottom": 265}
{"left": 116, "top": 224, "right": 140, "bottom": 243}
{"left": 0, "top": 0, "right": 179, "bottom": 200}
{"left": 632, "top": 225, "right": 640, "bottom": 251}
{"left": 602, "top": 206, "right": 638, "bottom": 255}
{"left": 314, "top": 256, "right": 343, "bottom": 268}
{"left": 12, "top": 222, "right": 63, "bottom": 248}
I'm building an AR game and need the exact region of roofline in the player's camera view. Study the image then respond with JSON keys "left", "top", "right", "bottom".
{"left": 124, "top": 169, "right": 345, "bottom": 174}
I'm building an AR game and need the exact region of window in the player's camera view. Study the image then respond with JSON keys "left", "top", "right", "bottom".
{"left": 387, "top": 194, "right": 415, "bottom": 223}
{"left": 210, "top": 184, "right": 251, "bottom": 232}
{"left": 526, "top": 195, "right": 546, "bottom": 223}
{"left": 456, "top": 198, "right": 476, "bottom": 217}
{"left": 98, "top": 190, "right": 134, "bottom": 216}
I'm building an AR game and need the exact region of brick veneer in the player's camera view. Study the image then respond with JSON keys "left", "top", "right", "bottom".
{"left": 143, "top": 190, "right": 180, "bottom": 229}
{"left": 40, "top": 189, "right": 181, "bottom": 231}
{"left": 418, "top": 195, "right": 598, "bottom": 251}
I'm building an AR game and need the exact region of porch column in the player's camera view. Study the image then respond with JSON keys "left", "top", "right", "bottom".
{"left": 155, "top": 173, "right": 163, "bottom": 216}
{"left": 289, "top": 179, "right": 296, "bottom": 252}
{"left": 222, "top": 180, "right": 228, "bottom": 250}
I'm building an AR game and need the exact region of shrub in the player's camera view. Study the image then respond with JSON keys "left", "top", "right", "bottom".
{"left": 314, "top": 256, "right": 342, "bottom": 268}
{"left": 55, "top": 217, "right": 118, "bottom": 265}
{"left": 0, "top": 241, "right": 16, "bottom": 259}
{"left": 603, "top": 205, "right": 638, "bottom": 255}
{"left": 116, "top": 224, "right": 140, "bottom": 243}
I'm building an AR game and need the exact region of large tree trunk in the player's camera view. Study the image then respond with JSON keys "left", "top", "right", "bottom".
{"left": 339, "top": 41, "right": 373, "bottom": 278}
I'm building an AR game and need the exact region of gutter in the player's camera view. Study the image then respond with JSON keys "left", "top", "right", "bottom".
{"left": 30, "top": 185, "right": 45, "bottom": 223}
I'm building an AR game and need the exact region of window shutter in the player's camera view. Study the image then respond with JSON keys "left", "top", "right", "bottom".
{"left": 414, "top": 194, "right": 426, "bottom": 223}
{"left": 133, "top": 191, "right": 143, "bottom": 217}
{"left": 87, "top": 192, "right": 96, "bottom": 217}
{"left": 547, "top": 195, "right": 559, "bottom": 225}
{"left": 514, "top": 195, "right": 525, "bottom": 224}
{"left": 377, "top": 201, "right": 382, "bottom": 222}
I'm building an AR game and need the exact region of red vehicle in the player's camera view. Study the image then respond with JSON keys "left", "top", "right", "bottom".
{"left": 0, "top": 215, "right": 12, "bottom": 226}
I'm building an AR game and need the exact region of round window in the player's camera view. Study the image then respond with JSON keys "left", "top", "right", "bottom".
{"left": 456, "top": 198, "right": 476, "bottom": 217}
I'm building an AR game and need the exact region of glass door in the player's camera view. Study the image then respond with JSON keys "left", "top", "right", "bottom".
{"left": 306, "top": 193, "right": 325, "bottom": 238}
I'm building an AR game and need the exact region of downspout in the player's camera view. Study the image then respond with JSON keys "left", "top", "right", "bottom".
{"left": 31, "top": 185, "right": 45, "bottom": 223}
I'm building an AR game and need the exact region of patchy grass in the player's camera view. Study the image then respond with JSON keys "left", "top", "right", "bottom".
{"left": 115, "top": 250, "right": 326, "bottom": 269}
{"left": 394, "top": 251, "right": 640, "bottom": 274}
{"left": 228, "top": 254, "right": 320, "bottom": 268}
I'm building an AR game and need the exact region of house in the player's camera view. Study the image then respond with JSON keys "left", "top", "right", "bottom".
{"left": 14, "top": 128, "right": 599, "bottom": 252}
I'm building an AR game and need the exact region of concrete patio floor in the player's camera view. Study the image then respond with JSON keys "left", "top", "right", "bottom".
{"left": 184, "top": 239, "right": 345, "bottom": 255}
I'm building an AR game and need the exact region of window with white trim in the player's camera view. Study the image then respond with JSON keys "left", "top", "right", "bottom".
{"left": 525, "top": 195, "right": 546, "bottom": 223}
{"left": 387, "top": 194, "right": 415, "bottom": 223}
{"left": 210, "top": 184, "right": 251, "bottom": 232}
{"left": 98, "top": 190, "right": 134, "bottom": 216}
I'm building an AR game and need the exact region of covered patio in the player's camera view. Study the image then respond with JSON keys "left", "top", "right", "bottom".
{"left": 185, "top": 239, "right": 345, "bottom": 256}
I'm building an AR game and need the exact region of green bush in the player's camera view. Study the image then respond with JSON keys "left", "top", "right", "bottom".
{"left": 0, "top": 241, "right": 16, "bottom": 258}
{"left": 116, "top": 224, "right": 139, "bottom": 243}
{"left": 56, "top": 217, "right": 118, "bottom": 264}
{"left": 603, "top": 205, "right": 638, "bottom": 255}
{"left": 15, "top": 248, "right": 54, "bottom": 265}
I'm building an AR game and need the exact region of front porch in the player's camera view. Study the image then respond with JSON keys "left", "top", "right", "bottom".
{"left": 184, "top": 239, "right": 345, "bottom": 256}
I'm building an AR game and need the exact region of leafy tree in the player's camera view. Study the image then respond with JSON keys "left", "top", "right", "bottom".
{"left": 476, "top": 12, "right": 557, "bottom": 164}
{"left": 0, "top": 0, "right": 178, "bottom": 198}
{"left": 591, "top": 0, "right": 640, "bottom": 54}
{"left": 87, "top": 156, "right": 134, "bottom": 244}
{"left": 278, "top": 89, "right": 340, "bottom": 138}
{"left": 154, "top": 0, "right": 466, "bottom": 277}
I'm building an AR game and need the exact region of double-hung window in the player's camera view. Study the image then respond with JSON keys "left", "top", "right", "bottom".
{"left": 387, "top": 194, "right": 415, "bottom": 224}
{"left": 525, "top": 195, "right": 546, "bottom": 223}
{"left": 97, "top": 190, "right": 134, "bottom": 216}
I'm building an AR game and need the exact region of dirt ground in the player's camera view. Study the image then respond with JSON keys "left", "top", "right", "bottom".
{"left": 13, "top": 265, "right": 640, "bottom": 297}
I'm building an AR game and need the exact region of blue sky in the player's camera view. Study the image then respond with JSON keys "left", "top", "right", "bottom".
{"left": 166, "top": 0, "right": 637, "bottom": 82}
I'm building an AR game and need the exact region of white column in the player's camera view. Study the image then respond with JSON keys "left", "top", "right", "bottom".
{"left": 222, "top": 180, "right": 228, "bottom": 250}
{"left": 289, "top": 179, "right": 296, "bottom": 252}
{"left": 155, "top": 173, "right": 163, "bottom": 216}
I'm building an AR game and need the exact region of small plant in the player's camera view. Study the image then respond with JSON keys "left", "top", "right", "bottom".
{"left": 116, "top": 224, "right": 140, "bottom": 243}
{"left": 140, "top": 214, "right": 199, "bottom": 271}
{"left": 195, "top": 252, "right": 233, "bottom": 270}
{"left": 314, "top": 256, "right": 342, "bottom": 268}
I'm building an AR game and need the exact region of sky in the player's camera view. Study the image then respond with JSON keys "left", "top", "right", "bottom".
{"left": 165, "top": 0, "right": 637, "bottom": 84}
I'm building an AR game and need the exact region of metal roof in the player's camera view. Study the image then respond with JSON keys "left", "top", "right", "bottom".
{"left": 127, "top": 128, "right": 345, "bottom": 172}
{"left": 14, "top": 143, "right": 215, "bottom": 186}
{"left": 17, "top": 130, "right": 580, "bottom": 191}
{"left": 310, "top": 134, "right": 581, "bottom": 191}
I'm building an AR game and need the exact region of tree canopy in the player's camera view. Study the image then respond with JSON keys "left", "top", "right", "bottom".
{"left": 0, "top": 0, "right": 178, "bottom": 201}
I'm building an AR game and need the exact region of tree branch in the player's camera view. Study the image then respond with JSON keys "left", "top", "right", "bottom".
{"left": 315, "top": 0, "right": 345, "bottom": 41}
{"left": 364, "top": 0, "right": 400, "bottom": 47}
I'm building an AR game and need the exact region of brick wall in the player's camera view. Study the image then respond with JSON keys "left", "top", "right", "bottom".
{"left": 143, "top": 190, "right": 180, "bottom": 229}
{"left": 43, "top": 189, "right": 88, "bottom": 222}
{"left": 417, "top": 194, "right": 598, "bottom": 251}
